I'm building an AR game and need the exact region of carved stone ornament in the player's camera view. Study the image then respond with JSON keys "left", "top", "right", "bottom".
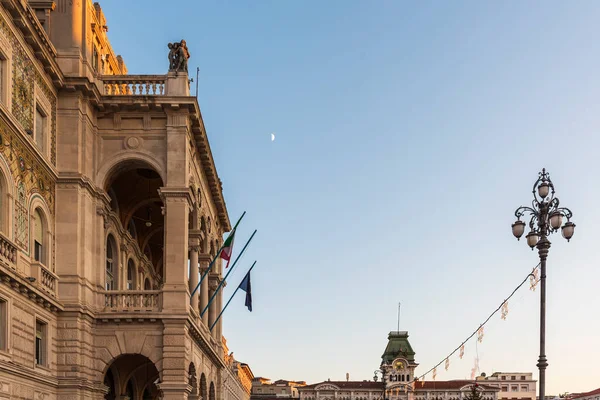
{"left": 125, "top": 136, "right": 141, "bottom": 150}
{"left": 96, "top": 207, "right": 110, "bottom": 229}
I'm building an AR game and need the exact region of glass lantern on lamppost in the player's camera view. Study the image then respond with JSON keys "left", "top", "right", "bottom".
{"left": 374, "top": 365, "right": 389, "bottom": 400}
{"left": 511, "top": 168, "right": 574, "bottom": 400}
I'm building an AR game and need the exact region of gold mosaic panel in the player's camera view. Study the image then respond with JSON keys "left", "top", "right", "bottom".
{"left": 0, "top": 15, "right": 57, "bottom": 166}
{"left": 0, "top": 119, "right": 55, "bottom": 215}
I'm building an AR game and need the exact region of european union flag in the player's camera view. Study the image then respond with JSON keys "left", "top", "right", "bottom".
{"left": 239, "top": 271, "right": 252, "bottom": 312}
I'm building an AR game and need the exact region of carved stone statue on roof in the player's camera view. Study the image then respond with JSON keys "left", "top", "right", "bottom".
{"left": 168, "top": 40, "right": 190, "bottom": 72}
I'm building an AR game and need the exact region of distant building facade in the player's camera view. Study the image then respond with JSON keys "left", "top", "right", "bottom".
{"left": 297, "top": 379, "right": 500, "bottom": 400}
{"left": 476, "top": 372, "right": 537, "bottom": 400}
{"left": 223, "top": 337, "right": 254, "bottom": 400}
{"left": 252, "top": 378, "right": 307, "bottom": 398}
{"left": 297, "top": 331, "right": 526, "bottom": 400}
{"left": 570, "top": 388, "right": 600, "bottom": 400}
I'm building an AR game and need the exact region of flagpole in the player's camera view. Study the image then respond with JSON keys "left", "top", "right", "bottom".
{"left": 190, "top": 211, "right": 246, "bottom": 299}
{"left": 201, "top": 229, "right": 257, "bottom": 317}
{"left": 210, "top": 261, "right": 257, "bottom": 332}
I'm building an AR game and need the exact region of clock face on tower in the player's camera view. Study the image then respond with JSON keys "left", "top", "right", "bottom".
{"left": 394, "top": 361, "right": 404, "bottom": 370}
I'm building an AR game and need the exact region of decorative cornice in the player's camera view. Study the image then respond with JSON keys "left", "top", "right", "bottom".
{"left": 158, "top": 186, "right": 194, "bottom": 208}
{"left": 0, "top": 0, "right": 64, "bottom": 87}
{"left": 187, "top": 317, "right": 226, "bottom": 369}
{"left": 57, "top": 173, "right": 109, "bottom": 201}
{"left": 0, "top": 264, "right": 63, "bottom": 312}
{"left": 0, "top": 359, "right": 59, "bottom": 387}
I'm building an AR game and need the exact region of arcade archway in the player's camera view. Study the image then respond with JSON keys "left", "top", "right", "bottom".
{"left": 103, "top": 354, "right": 160, "bottom": 400}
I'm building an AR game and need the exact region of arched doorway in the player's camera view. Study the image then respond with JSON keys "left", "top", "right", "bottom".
{"left": 104, "top": 354, "right": 160, "bottom": 400}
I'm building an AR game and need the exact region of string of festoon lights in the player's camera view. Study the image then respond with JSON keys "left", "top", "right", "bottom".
{"left": 397, "top": 263, "right": 541, "bottom": 392}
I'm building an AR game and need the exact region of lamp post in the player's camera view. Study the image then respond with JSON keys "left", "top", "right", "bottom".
{"left": 374, "top": 366, "right": 389, "bottom": 400}
{"left": 511, "top": 168, "right": 575, "bottom": 400}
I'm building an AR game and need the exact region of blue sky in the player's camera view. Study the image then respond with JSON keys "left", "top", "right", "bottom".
{"left": 100, "top": 1, "right": 599, "bottom": 394}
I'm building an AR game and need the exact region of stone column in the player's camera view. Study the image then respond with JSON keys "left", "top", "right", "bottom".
{"left": 215, "top": 280, "right": 224, "bottom": 340}
{"left": 208, "top": 277, "right": 218, "bottom": 330}
{"left": 189, "top": 242, "right": 199, "bottom": 313}
{"left": 120, "top": 243, "right": 128, "bottom": 290}
{"left": 199, "top": 255, "right": 210, "bottom": 325}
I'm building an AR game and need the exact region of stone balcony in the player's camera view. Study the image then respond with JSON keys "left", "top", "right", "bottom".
{"left": 102, "top": 290, "right": 163, "bottom": 313}
{"left": 101, "top": 72, "right": 190, "bottom": 98}
{"left": 0, "top": 233, "right": 62, "bottom": 312}
{"left": 0, "top": 232, "right": 17, "bottom": 269}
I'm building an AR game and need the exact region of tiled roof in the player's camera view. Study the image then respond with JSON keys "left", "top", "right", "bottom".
{"left": 251, "top": 396, "right": 282, "bottom": 400}
{"left": 300, "top": 381, "right": 384, "bottom": 390}
{"left": 572, "top": 388, "right": 600, "bottom": 399}
{"left": 299, "top": 381, "right": 499, "bottom": 391}
{"left": 417, "top": 381, "right": 500, "bottom": 391}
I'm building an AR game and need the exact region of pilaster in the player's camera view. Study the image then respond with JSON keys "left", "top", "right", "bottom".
{"left": 160, "top": 320, "right": 192, "bottom": 399}
{"left": 159, "top": 187, "right": 193, "bottom": 314}
{"left": 208, "top": 277, "right": 218, "bottom": 330}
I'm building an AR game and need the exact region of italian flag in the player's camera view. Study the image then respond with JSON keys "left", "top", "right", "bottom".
{"left": 219, "top": 229, "right": 235, "bottom": 268}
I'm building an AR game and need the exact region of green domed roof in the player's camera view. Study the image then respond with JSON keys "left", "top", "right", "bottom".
{"left": 381, "top": 331, "right": 415, "bottom": 365}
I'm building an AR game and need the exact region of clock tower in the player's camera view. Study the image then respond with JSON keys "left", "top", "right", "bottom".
{"left": 380, "top": 331, "right": 419, "bottom": 398}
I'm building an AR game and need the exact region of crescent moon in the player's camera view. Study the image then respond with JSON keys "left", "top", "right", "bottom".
{"left": 271, "top": 133, "right": 275, "bottom": 141}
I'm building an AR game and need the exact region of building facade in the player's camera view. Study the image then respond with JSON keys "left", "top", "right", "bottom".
{"left": 297, "top": 331, "right": 501, "bottom": 400}
{"left": 0, "top": 0, "right": 233, "bottom": 399}
{"left": 252, "top": 378, "right": 307, "bottom": 398}
{"left": 297, "top": 379, "right": 500, "bottom": 400}
{"left": 570, "top": 388, "right": 600, "bottom": 400}
{"left": 476, "top": 372, "right": 537, "bottom": 400}
{"left": 223, "top": 337, "right": 254, "bottom": 400}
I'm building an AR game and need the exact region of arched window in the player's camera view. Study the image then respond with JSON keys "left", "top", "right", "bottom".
{"left": 32, "top": 208, "right": 45, "bottom": 264}
{"left": 127, "top": 259, "right": 135, "bottom": 290}
{"left": 106, "top": 236, "right": 116, "bottom": 290}
{"left": 209, "top": 381, "right": 215, "bottom": 400}
{"left": 200, "top": 374, "right": 207, "bottom": 400}
{"left": 127, "top": 219, "right": 137, "bottom": 238}
{"left": 125, "top": 379, "right": 134, "bottom": 399}
{"left": 144, "top": 278, "right": 151, "bottom": 290}
{"left": 0, "top": 172, "right": 3, "bottom": 233}
{"left": 143, "top": 243, "right": 152, "bottom": 261}
{"left": 15, "top": 182, "right": 27, "bottom": 249}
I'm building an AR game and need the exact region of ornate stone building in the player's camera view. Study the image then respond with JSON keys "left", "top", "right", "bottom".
{"left": 223, "top": 336, "right": 254, "bottom": 400}
{"left": 252, "top": 378, "right": 307, "bottom": 398}
{"left": 297, "top": 332, "right": 500, "bottom": 400}
{"left": 0, "top": 0, "right": 233, "bottom": 398}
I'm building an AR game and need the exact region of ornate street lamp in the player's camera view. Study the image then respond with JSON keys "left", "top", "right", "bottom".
{"left": 374, "top": 365, "right": 389, "bottom": 400}
{"left": 511, "top": 168, "right": 575, "bottom": 400}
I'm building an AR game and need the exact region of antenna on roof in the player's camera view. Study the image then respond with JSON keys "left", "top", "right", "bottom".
{"left": 346, "top": 373, "right": 349, "bottom": 382}
{"left": 195, "top": 66, "right": 199, "bottom": 99}
{"left": 397, "top": 302, "right": 401, "bottom": 332}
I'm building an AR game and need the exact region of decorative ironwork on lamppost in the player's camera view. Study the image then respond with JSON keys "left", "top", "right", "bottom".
{"left": 511, "top": 168, "right": 575, "bottom": 400}
{"left": 374, "top": 366, "right": 389, "bottom": 400}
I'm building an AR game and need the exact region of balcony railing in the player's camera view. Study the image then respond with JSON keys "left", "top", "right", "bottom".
{"left": 30, "top": 261, "right": 58, "bottom": 297}
{"left": 0, "top": 232, "right": 17, "bottom": 268}
{"left": 103, "top": 290, "right": 162, "bottom": 312}
{"left": 102, "top": 75, "right": 166, "bottom": 96}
